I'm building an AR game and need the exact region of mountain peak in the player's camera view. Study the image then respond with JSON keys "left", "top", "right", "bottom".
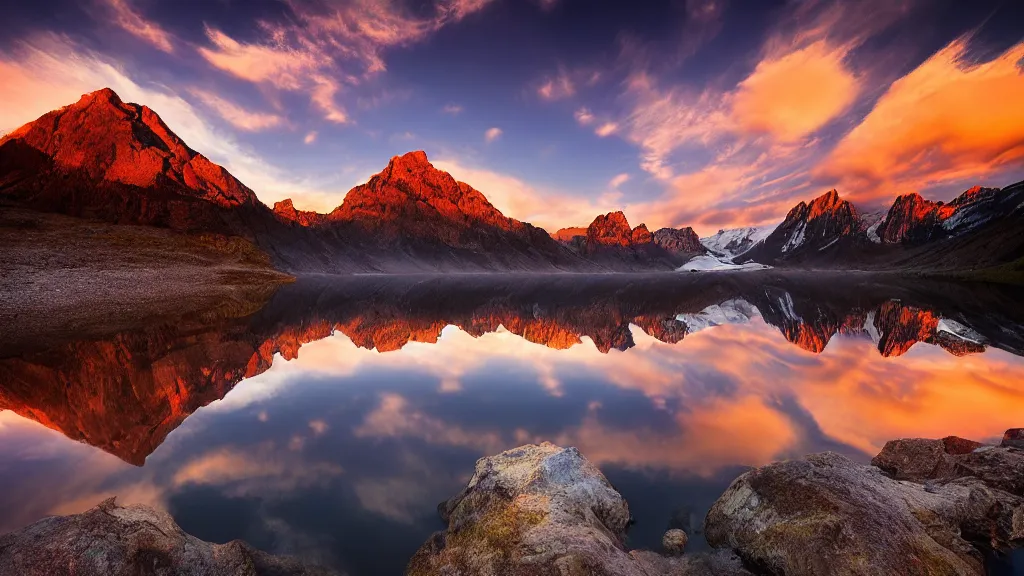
{"left": 0, "top": 86, "right": 256, "bottom": 209}
{"left": 587, "top": 212, "right": 634, "bottom": 247}
{"left": 82, "top": 87, "right": 123, "bottom": 106}
{"left": 807, "top": 189, "right": 847, "bottom": 219}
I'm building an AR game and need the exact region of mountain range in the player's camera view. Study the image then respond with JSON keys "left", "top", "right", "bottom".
{"left": 1, "top": 88, "right": 1022, "bottom": 278}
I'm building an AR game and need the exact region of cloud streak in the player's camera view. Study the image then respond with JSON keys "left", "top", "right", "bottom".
{"left": 102, "top": 0, "right": 175, "bottom": 53}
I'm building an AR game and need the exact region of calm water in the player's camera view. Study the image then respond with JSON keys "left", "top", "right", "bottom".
{"left": 1, "top": 272, "right": 1023, "bottom": 575}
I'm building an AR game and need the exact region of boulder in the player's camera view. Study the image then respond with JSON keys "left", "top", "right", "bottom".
{"left": 662, "top": 529, "right": 689, "bottom": 555}
{"left": 705, "top": 452, "right": 985, "bottom": 575}
{"left": 707, "top": 432, "right": 1024, "bottom": 576}
{"left": 871, "top": 436, "right": 981, "bottom": 481}
{"left": 1003, "top": 429, "right": 1024, "bottom": 449}
{"left": 407, "top": 442, "right": 752, "bottom": 576}
{"left": 0, "top": 498, "right": 337, "bottom": 576}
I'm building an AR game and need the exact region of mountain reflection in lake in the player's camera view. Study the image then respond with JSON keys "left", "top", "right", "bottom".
{"left": 1, "top": 272, "right": 1023, "bottom": 576}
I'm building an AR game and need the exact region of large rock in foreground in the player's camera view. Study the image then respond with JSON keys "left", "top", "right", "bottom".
{"left": 407, "top": 442, "right": 750, "bottom": 575}
{"left": 706, "top": 435, "right": 1024, "bottom": 576}
{"left": 0, "top": 498, "right": 336, "bottom": 576}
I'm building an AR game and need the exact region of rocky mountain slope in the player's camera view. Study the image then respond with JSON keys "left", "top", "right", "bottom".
{"left": 0, "top": 89, "right": 625, "bottom": 273}
{"left": 3, "top": 88, "right": 1023, "bottom": 277}
{"left": 741, "top": 189, "right": 863, "bottom": 263}
{"left": 734, "top": 182, "right": 1024, "bottom": 279}
{"left": 555, "top": 211, "right": 706, "bottom": 270}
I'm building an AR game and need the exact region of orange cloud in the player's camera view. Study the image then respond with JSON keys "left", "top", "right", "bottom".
{"left": 103, "top": 0, "right": 174, "bottom": 53}
{"left": 732, "top": 40, "right": 858, "bottom": 142}
{"left": 818, "top": 37, "right": 1024, "bottom": 202}
{"left": 188, "top": 89, "right": 285, "bottom": 131}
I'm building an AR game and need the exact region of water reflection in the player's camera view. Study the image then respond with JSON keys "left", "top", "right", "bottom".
{"left": 1, "top": 272, "right": 1022, "bottom": 575}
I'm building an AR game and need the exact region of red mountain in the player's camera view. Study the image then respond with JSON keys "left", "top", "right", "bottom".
{"left": 875, "top": 186, "right": 1001, "bottom": 244}
{"left": 273, "top": 198, "right": 327, "bottom": 227}
{"left": 557, "top": 211, "right": 705, "bottom": 266}
{"left": 0, "top": 88, "right": 264, "bottom": 234}
{"left": 326, "top": 151, "right": 557, "bottom": 249}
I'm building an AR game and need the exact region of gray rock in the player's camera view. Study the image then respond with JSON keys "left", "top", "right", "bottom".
{"left": 1002, "top": 428, "right": 1024, "bottom": 449}
{"left": 0, "top": 498, "right": 338, "bottom": 576}
{"left": 705, "top": 452, "right": 987, "bottom": 575}
{"left": 662, "top": 529, "right": 689, "bottom": 555}
{"left": 407, "top": 442, "right": 751, "bottom": 576}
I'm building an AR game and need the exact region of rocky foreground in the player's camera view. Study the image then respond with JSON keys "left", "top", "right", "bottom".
{"left": 408, "top": 432, "right": 1024, "bottom": 575}
{"left": 0, "top": 498, "right": 336, "bottom": 576}
{"left": 1, "top": 431, "right": 1020, "bottom": 575}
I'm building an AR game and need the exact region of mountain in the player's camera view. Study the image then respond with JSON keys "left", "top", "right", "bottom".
{"left": 324, "top": 151, "right": 572, "bottom": 262}
{"left": 555, "top": 211, "right": 705, "bottom": 269}
{"left": 273, "top": 198, "right": 327, "bottom": 226}
{"left": 3, "top": 88, "right": 1022, "bottom": 278}
{"left": 742, "top": 190, "right": 863, "bottom": 263}
{"left": 701, "top": 226, "right": 777, "bottom": 260}
{"left": 0, "top": 88, "right": 264, "bottom": 234}
{"left": 873, "top": 186, "right": 1001, "bottom": 244}
{"left": 0, "top": 89, "right": 602, "bottom": 273}
{"left": 552, "top": 226, "right": 587, "bottom": 241}
{"left": 738, "top": 182, "right": 1024, "bottom": 277}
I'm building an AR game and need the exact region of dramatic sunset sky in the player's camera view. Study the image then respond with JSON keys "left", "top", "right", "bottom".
{"left": 1, "top": 0, "right": 1022, "bottom": 234}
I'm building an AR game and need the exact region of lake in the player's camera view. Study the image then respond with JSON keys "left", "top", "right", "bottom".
{"left": 1, "top": 272, "right": 1022, "bottom": 575}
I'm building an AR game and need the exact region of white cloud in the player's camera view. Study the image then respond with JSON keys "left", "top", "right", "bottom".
{"left": 188, "top": 88, "right": 285, "bottom": 131}
{"left": 609, "top": 173, "right": 629, "bottom": 189}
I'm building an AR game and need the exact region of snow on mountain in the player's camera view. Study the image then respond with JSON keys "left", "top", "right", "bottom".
{"left": 677, "top": 254, "right": 771, "bottom": 272}
{"left": 936, "top": 318, "right": 985, "bottom": 345}
{"left": 700, "top": 225, "right": 777, "bottom": 259}
{"left": 862, "top": 209, "right": 887, "bottom": 244}
{"left": 676, "top": 299, "right": 760, "bottom": 334}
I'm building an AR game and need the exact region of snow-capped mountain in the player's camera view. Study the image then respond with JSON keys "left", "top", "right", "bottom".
{"left": 700, "top": 225, "right": 777, "bottom": 259}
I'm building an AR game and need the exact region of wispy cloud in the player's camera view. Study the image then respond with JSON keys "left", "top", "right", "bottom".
{"left": 188, "top": 88, "right": 285, "bottom": 132}
{"left": 197, "top": 0, "right": 496, "bottom": 123}
{"left": 537, "top": 68, "right": 575, "bottom": 100}
{"left": 609, "top": 173, "right": 629, "bottom": 189}
{"left": 442, "top": 103, "right": 464, "bottom": 115}
{"left": 101, "top": 0, "right": 174, "bottom": 53}
{"left": 304, "top": 131, "right": 318, "bottom": 144}
{"left": 574, "top": 107, "right": 594, "bottom": 125}
{"left": 484, "top": 126, "right": 502, "bottom": 142}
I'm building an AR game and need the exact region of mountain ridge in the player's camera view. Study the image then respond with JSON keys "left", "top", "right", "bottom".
{"left": 2, "top": 88, "right": 1022, "bottom": 279}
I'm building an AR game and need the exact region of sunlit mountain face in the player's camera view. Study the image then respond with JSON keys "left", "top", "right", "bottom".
{"left": 2, "top": 0, "right": 1024, "bottom": 236}
{"left": 1, "top": 274, "right": 1023, "bottom": 575}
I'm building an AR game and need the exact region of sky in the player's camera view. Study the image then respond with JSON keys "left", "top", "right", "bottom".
{"left": 0, "top": 0, "right": 1023, "bottom": 236}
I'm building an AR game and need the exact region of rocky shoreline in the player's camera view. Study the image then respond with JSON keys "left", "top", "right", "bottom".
{"left": 1, "top": 430, "right": 1020, "bottom": 575}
